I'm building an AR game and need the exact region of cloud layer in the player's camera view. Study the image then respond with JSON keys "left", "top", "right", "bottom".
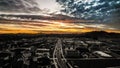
{"left": 0, "top": 19, "right": 119, "bottom": 34}
{"left": 57, "top": 0, "right": 120, "bottom": 23}
{"left": 0, "top": 0, "right": 120, "bottom": 34}
{"left": 0, "top": 0, "right": 40, "bottom": 12}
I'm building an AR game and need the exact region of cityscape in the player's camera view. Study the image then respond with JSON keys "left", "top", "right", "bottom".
{"left": 0, "top": 0, "right": 120, "bottom": 68}
{"left": 0, "top": 32, "right": 120, "bottom": 68}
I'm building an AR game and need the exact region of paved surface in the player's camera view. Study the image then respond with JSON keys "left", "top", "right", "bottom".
{"left": 53, "top": 38, "right": 73, "bottom": 68}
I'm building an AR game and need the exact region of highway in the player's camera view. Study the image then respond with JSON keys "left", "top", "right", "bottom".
{"left": 53, "top": 38, "right": 73, "bottom": 68}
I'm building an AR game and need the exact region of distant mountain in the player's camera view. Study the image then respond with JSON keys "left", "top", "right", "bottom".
{"left": 0, "top": 31, "right": 120, "bottom": 40}
{"left": 83, "top": 31, "right": 120, "bottom": 38}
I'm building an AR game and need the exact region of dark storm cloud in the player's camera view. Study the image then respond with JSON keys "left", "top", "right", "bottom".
{"left": 0, "top": 0, "right": 40, "bottom": 12}
{"left": 56, "top": 0, "right": 120, "bottom": 23}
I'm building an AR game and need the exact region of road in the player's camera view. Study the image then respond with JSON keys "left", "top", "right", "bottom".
{"left": 53, "top": 38, "right": 73, "bottom": 68}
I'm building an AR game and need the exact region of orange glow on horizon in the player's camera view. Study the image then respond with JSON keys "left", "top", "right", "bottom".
{"left": 0, "top": 20, "right": 120, "bottom": 34}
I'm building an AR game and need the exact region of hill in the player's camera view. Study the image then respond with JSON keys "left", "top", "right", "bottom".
{"left": 0, "top": 31, "right": 120, "bottom": 41}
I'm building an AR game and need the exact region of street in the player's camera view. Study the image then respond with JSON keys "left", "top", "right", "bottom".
{"left": 53, "top": 38, "right": 73, "bottom": 68}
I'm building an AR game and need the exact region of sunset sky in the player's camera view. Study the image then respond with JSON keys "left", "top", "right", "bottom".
{"left": 0, "top": 0, "right": 120, "bottom": 34}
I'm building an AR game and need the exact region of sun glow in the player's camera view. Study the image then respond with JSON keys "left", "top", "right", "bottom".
{"left": 0, "top": 19, "right": 120, "bottom": 34}
{"left": 36, "top": 0, "right": 61, "bottom": 13}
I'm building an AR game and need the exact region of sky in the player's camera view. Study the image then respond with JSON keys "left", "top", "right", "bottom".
{"left": 0, "top": 0, "right": 120, "bottom": 34}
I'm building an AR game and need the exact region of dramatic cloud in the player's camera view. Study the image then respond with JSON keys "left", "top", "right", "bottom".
{"left": 0, "top": 0, "right": 40, "bottom": 12}
{"left": 56, "top": 0, "right": 120, "bottom": 23}
{"left": 35, "top": 0, "right": 61, "bottom": 13}
{"left": 0, "top": 0, "right": 61, "bottom": 14}
{"left": 0, "top": 19, "right": 119, "bottom": 34}
{"left": 0, "top": 0, "right": 120, "bottom": 34}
